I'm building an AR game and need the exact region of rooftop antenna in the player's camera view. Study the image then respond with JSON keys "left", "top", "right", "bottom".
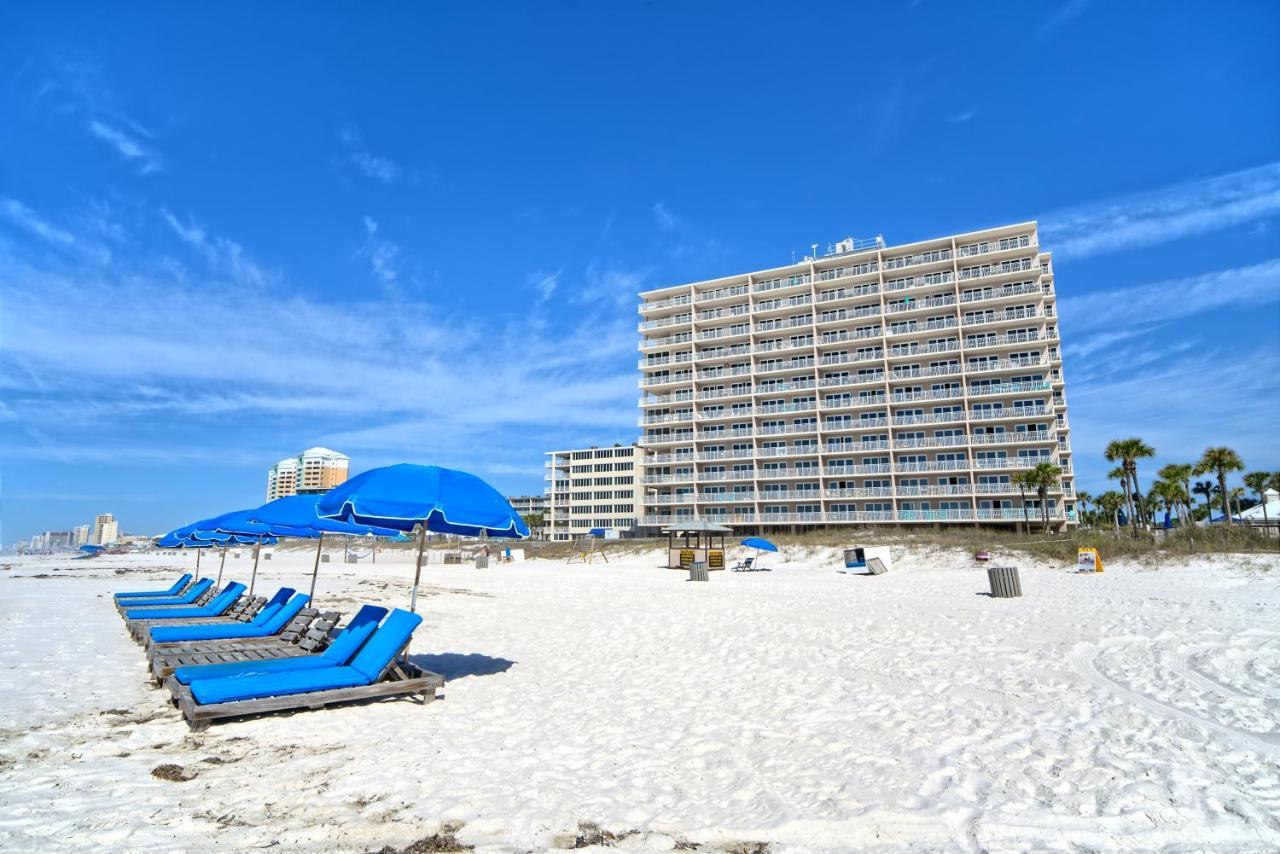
{"left": 810, "top": 243, "right": 818, "bottom": 260}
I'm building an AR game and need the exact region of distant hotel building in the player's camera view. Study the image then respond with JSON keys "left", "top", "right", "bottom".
{"left": 637, "top": 222, "right": 1076, "bottom": 530}
{"left": 266, "top": 447, "right": 350, "bottom": 500}
{"left": 91, "top": 513, "right": 119, "bottom": 545}
{"left": 544, "top": 445, "right": 642, "bottom": 541}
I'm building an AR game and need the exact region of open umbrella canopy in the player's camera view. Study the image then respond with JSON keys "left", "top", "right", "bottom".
{"left": 740, "top": 537, "right": 778, "bottom": 552}
{"left": 79, "top": 544, "right": 104, "bottom": 553}
{"left": 245, "top": 494, "right": 400, "bottom": 538}
{"left": 317, "top": 463, "right": 530, "bottom": 538}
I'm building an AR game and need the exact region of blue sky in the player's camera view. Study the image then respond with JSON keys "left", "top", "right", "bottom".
{"left": 2, "top": 2, "right": 1278, "bottom": 542}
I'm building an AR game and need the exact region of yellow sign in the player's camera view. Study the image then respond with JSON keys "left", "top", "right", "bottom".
{"left": 707, "top": 550, "right": 724, "bottom": 570}
{"left": 679, "top": 549, "right": 695, "bottom": 569}
{"left": 1077, "top": 547, "right": 1103, "bottom": 573}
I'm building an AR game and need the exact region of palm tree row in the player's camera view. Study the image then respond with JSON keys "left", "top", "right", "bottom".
{"left": 1091, "top": 439, "right": 1275, "bottom": 530}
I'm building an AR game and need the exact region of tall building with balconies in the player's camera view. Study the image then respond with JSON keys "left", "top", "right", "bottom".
{"left": 544, "top": 445, "right": 642, "bottom": 541}
{"left": 637, "top": 222, "right": 1076, "bottom": 530}
{"left": 266, "top": 447, "right": 350, "bottom": 500}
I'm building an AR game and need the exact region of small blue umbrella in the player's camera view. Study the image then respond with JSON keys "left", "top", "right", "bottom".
{"left": 740, "top": 537, "right": 778, "bottom": 570}
{"left": 318, "top": 463, "right": 529, "bottom": 612}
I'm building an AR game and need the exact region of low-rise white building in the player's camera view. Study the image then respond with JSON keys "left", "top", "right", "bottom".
{"left": 544, "top": 445, "right": 642, "bottom": 541}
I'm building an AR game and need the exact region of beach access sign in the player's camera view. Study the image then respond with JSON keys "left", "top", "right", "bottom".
{"left": 1077, "top": 547, "right": 1103, "bottom": 573}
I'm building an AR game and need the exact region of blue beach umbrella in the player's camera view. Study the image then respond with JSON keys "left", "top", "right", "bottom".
{"left": 318, "top": 463, "right": 529, "bottom": 612}
{"left": 243, "top": 494, "right": 401, "bottom": 601}
{"left": 740, "top": 536, "right": 778, "bottom": 569}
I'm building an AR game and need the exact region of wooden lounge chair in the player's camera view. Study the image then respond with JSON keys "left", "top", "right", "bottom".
{"left": 144, "top": 592, "right": 308, "bottom": 648}
{"left": 147, "top": 610, "right": 340, "bottom": 683}
{"left": 176, "top": 609, "right": 443, "bottom": 731}
{"left": 116, "top": 578, "right": 215, "bottom": 612}
{"left": 114, "top": 574, "right": 193, "bottom": 601}
{"left": 128, "top": 590, "right": 285, "bottom": 641}
{"left": 164, "top": 605, "right": 389, "bottom": 702}
{"left": 123, "top": 583, "right": 248, "bottom": 638}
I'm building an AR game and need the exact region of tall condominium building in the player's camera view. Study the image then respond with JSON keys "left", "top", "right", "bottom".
{"left": 266, "top": 447, "right": 350, "bottom": 500}
{"left": 91, "top": 513, "right": 119, "bottom": 545}
{"left": 637, "top": 221, "right": 1075, "bottom": 530}
{"left": 544, "top": 445, "right": 643, "bottom": 541}
{"left": 73, "top": 524, "right": 90, "bottom": 546}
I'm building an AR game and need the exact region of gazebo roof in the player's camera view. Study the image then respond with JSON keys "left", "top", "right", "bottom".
{"left": 662, "top": 521, "right": 733, "bottom": 534}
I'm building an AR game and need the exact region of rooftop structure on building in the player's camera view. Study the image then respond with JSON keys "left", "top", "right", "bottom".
{"left": 636, "top": 221, "right": 1076, "bottom": 530}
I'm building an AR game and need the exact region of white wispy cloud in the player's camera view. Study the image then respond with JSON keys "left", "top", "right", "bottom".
{"left": 527, "top": 269, "right": 560, "bottom": 304}
{"left": 161, "top": 210, "right": 275, "bottom": 288}
{"left": 1040, "top": 0, "right": 1096, "bottom": 36}
{"left": 1060, "top": 258, "right": 1280, "bottom": 336}
{"left": 0, "top": 199, "right": 641, "bottom": 474}
{"left": 360, "top": 216, "right": 403, "bottom": 291}
{"left": 0, "top": 198, "right": 78, "bottom": 248}
{"left": 945, "top": 109, "right": 976, "bottom": 124}
{"left": 87, "top": 119, "right": 162, "bottom": 174}
{"left": 1040, "top": 161, "right": 1280, "bottom": 260}
{"left": 652, "top": 201, "right": 682, "bottom": 231}
{"left": 337, "top": 125, "right": 403, "bottom": 184}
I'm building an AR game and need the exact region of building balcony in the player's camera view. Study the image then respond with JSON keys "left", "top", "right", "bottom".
{"left": 885, "top": 294, "right": 956, "bottom": 315}
{"left": 957, "top": 258, "right": 1037, "bottom": 281}
{"left": 882, "top": 248, "right": 954, "bottom": 272}
{"left": 969, "top": 405, "right": 1050, "bottom": 420}
{"left": 959, "top": 281, "right": 1047, "bottom": 304}
{"left": 883, "top": 272, "right": 955, "bottom": 293}
{"left": 696, "top": 304, "right": 751, "bottom": 322}
{"left": 966, "top": 381, "right": 1053, "bottom": 397}
{"left": 816, "top": 283, "right": 881, "bottom": 303}
{"left": 697, "top": 365, "right": 752, "bottom": 381}
{"left": 694, "top": 284, "right": 751, "bottom": 304}
{"left": 639, "top": 293, "right": 692, "bottom": 313}
{"left": 639, "top": 332, "right": 694, "bottom": 350}
{"left": 819, "top": 372, "right": 886, "bottom": 389}
{"left": 638, "top": 314, "right": 693, "bottom": 332}
{"left": 753, "top": 273, "right": 812, "bottom": 294}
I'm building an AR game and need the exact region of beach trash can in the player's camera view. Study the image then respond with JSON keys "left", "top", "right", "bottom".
{"left": 689, "top": 561, "right": 709, "bottom": 582}
{"left": 320, "top": 554, "right": 330, "bottom": 563}
{"left": 264, "top": 553, "right": 272, "bottom": 561}
{"left": 475, "top": 556, "right": 489, "bottom": 569}
{"left": 987, "top": 565, "right": 1022, "bottom": 598}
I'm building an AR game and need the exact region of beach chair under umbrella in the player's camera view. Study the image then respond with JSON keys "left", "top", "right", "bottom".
{"left": 738, "top": 536, "right": 778, "bottom": 571}
{"left": 316, "top": 463, "right": 529, "bottom": 613}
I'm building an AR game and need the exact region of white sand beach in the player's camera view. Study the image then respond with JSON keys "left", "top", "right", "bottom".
{"left": 0, "top": 546, "right": 1278, "bottom": 852}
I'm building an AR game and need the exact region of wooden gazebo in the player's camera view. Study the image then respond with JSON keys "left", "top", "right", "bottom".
{"left": 662, "top": 521, "right": 733, "bottom": 570}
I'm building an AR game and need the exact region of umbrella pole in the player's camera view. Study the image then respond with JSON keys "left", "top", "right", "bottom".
{"left": 309, "top": 533, "right": 324, "bottom": 603}
{"left": 410, "top": 525, "right": 427, "bottom": 613}
{"left": 217, "top": 547, "right": 227, "bottom": 587}
{"left": 195, "top": 548, "right": 202, "bottom": 580}
{"left": 250, "top": 538, "right": 261, "bottom": 596}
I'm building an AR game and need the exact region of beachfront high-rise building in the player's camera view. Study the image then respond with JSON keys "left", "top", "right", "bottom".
{"left": 544, "top": 445, "right": 643, "bottom": 541}
{"left": 91, "top": 514, "right": 119, "bottom": 545}
{"left": 73, "top": 524, "right": 90, "bottom": 546}
{"left": 266, "top": 447, "right": 350, "bottom": 500}
{"left": 637, "top": 222, "right": 1075, "bottom": 530}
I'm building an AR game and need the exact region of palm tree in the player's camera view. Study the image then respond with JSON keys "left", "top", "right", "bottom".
{"left": 1013, "top": 470, "right": 1032, "bottom": 535}
{"left": 1107, "top": 465, "right": 1131, "bottom": 526}
{"left": 1024, "top": 462, "right": 1062, "bottom": 532}
{"left": 1158, "top": 463, "right": 1195, "bottom": 523}
{"left": 1244, "top": 472, "right": 1271, "bottom": 528}
{"left": 1106, "top": 438, "right": 1156, "bottom": 530}
{"left": 1192, "top": 480, "right": 1215, "bottom": 521}
{"left": 1150, "top": 480, "right": 1181, "bottom": 528}
{"left": 1076, "top": 490, "right": 1093, "bottom": 526}
{"left": 1096, "top": 491, "right": 1124, "bottom": 533}
{"left": 1195, "top": 446, "right": 1245, "bottom": 526}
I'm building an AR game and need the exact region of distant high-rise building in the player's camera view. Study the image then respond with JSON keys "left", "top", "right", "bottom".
{"left": 91, "top": 514, "right": 119, "bottom": 545}
{"left": 266, "top": 447, "right": 350, "bottom": 500}
{"left": 73, "top": 525, "right": 90, "bottom": 546}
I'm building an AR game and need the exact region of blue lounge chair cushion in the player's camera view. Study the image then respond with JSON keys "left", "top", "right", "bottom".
{"left": 319, "top": 605, "right": 390, "bottom": 664}
{"left": 191, "top": 665, "right": 369, "bottom": 705}
{"left": 149, "top": 593, "right": 308, "bottom": 643}
{"left": 190, "top": 609, "right": 422, "bottom": 706}
{"left": 121, "top": 577, "right": 213, "bottom": 607}
{"left": 174, "top": 604, "right": 388, "bottom": 685}
{"left": 115, "top": 574, "right": 191, "bottom": 600}
{"left": 124, "top": 582, "right": 244, "bottom": 621}
{"left": 247, "top": 588, "right": 296, "bottom": 627}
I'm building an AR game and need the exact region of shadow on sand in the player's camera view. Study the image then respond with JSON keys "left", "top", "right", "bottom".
{"left": 408, "top": 652, "right": 515, "bottom": 680}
